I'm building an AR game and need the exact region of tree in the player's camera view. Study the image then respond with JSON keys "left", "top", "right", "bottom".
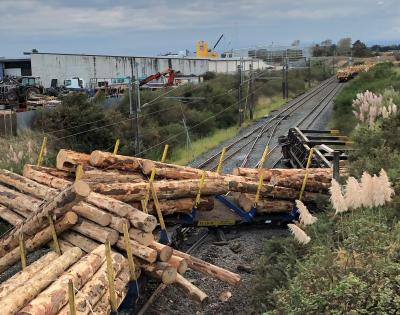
{"left": 352, "top": 40, "right": 371, "bottom": 57}
{"left": 321, "top": 39, "right": 333, "bottom": 47}
{"left": 337, "top": 37, "right": 352, "bottom": 56}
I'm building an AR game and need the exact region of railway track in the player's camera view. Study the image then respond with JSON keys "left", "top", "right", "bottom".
{"left": 194, "top": 77, "right": 340, "bottom": 172}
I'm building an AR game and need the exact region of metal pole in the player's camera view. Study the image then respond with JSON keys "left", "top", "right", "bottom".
{"left": 135, "top": 81, "right": 141, "bottom": 155}
{"left": 237, "top": 64, "right": 243, "bottom": 126}
{"left": 128, "top": 77, "right": 135, "bottom": 155}
{"left": 249, "top": 64, "right": 254, "bottom": 120}
{"left": 308, "top": 58, "right": 311, "bottom": 88}
{"left": 332, "top": 151, "right": 340, "bottom": 181}
{"left": 285, "top": 58, "right": 289, "bottom": 99}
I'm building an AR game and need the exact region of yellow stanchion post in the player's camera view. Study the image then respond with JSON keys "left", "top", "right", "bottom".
{"left": 258, "top": 145, "right": 269, "bottom": 169}
{"left": 254, "top": 172, "right": 265, "bottom": 207}
{"left": 113, "top": 139, "right": 120, "bottom": 155}
{"left": 19, "top": 232, "right": 27, "bottom": 270}
{"left": 299, "top": 148, "right": 314, "bottom": 201}
{"left": 68, "top": 279, "right": 77, "bottom": 315}
{"left": 123, "top": 223, "right": 136, "bottom": 281}
{"left": 37, "top": 136, "right": 48, "bottom": 167}
{"left": 161, "top": 144, "right": 169, "bottom": 163}
{"left": 194, "top": 171, "right": 206, "bottom": 209}
{"left": 216, "top": 147, "right": 226, "bottom": 175}
{"left": 150, "top": 183, "right": 170, "bottom": 244}
{"left": 105, "top": 240, "right": 118, "bottom": 312}
{"left": 75, "top": 164, "right": 83, "bottom": 181}
{"left": 47, "top": 214, "right": 61, "bottom": 255}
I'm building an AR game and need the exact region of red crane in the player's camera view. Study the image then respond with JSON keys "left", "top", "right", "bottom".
{"left": 139, "top": 68, "right": 179, "bottom": 87}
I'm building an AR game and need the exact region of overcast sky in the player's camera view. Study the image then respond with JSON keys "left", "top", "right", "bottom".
{"left": 1, "top": 0, "right": 399, "bottom": 58}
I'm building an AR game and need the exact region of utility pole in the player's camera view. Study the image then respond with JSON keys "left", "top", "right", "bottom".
{"left": 134, "top": 80, "right": 141, "bottom": 155}
{"left": 248, "top": 63, "right": 254, "bottom": 120}
{"left": 237, "top": 63, "right": 244, "bottom": 126}
{"left": 332, "top": 49, "right": 336, "bottom": 75}
{"left": 282, "top": 57, "right": 289, "bottom": 99}
{"left": 308, "top": 58, "right": 312, "bottom": 88}
{"left": 285, "top": 57, "right": 289, "bottom": 99}
{"left": 128, "top": 77, "right": 136, "bottom": 155}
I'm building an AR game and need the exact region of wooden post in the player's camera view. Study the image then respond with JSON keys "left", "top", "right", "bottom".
{"left": 216, "top": 147, "right": 226, "bottom": 174}
{"left": 258, "top": 145, "right": 269, "bottom": 169}
{"left": 299, "top": 148, "right": 314, "bottom": 201}
{"left": 105, "top": 240, "right": 118, "bottom": 312}
{"left": 48, "top": 214, "right": 61, "bottom": 255}
{"left": 19, "top": 232, "right": 27, "bottom": 270}
{"left": 37, "top": 136, "right": 48, "bottom": 167}
{"left": 75, "top": 164, "right": 83, "bottom": 181}
{"left": 123, "top": 223, "right": 137, "bottom": 281}
{"left": 113, "top": 139, "right": 120, "bottom": 155}
{"left": 194, "top": 171, "right": 206, "bottom": 208}
{"left": 68, "top": 279, "right": 77, "bottom": 315}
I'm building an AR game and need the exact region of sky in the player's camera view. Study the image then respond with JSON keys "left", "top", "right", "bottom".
{"left": 1, "top": 0, "right": 399, "bottom": 58}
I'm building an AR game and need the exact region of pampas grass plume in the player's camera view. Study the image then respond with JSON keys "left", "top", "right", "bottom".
{"left": 296, "top": 200, "right": 317, "bottom": 226}
{"left": 360, "top": 172, "right": 374, "bottom": 207}
{"left": 287, "top": 224, "right": 311, "bottom": 244}
{"left": 378, "top": 169, "right": 395, "bottom": 203}
{"left": 344, "top": 177, "right": 363, "bottom": 209}
{"left": 330, "top": 179, "right": 348, "bottom": 214}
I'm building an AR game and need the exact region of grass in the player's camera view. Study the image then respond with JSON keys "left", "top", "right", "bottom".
{"left": 168, "top": 97, "right": 288, "bottom": 165}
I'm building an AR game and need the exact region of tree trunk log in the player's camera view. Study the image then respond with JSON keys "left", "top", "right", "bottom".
{"left": 26, "top": 165, "right": 73, "bottom": 180}
{"left": 72, "top": 201, "right": 112, "bottom": 227}
{"left": 109, "top": 215, "right": 130, "bottom": 233}
{"left": 82, "top": 169, "right": 146, "bottom": 184}
{"left": 148, "top": 241, "right": 173, "bottom": 262}
{"left": 168, "top": 255, "right": 188, "bottom": 274}
{"left": 89, "top": 150, "right": 146, "bottom": 171}
{"left": 61, "top": 231, "right": 100, "bottom": 253}
{"left": 72, "top": 218, "right": 119, "bottom": 245}
{"left": 0, "top": 251, "right": 59, "bottom": 300}
{"left": 172, "top": 249, "right": 241, "bottom": 285}
{"left": 0, "top": 180, "right": 90, "bottom": 257}
{"left": 19, "top": 245, "right": 105, "bottom": 315}
{"left": 0, "top": 183, "right": 41, "bottom": 217}
{"left": 126, "top": 206, "right": 157, "bottom": 233}
{"left": 0, "top": 205, "right": 24, "bottom": 226}
{"left": 50, "top": 239, "right": 75, "bottom": 253}
{"left": 128, "top": 228, "right": 154, "bottom": 246}
{"left": 86, "top": 191, "right": 130, "bottom": 217}
{"left": 56, "top": 149, "right": 91, "bottom": 172}
{"left": 23, "top": 164, "right": 71, "bottom": 190}
{"left": 0, "top": 247, "right": 82, "bottom": 315}
{"left": 232, "top": 193, "right": 294, "bottom": 213}
{"left": 115, "top": 238, "right": 157, "bottom": 263}
{"left": 0, "top": 212, "right": 78, "bottom": 274}
{"left": 139, "top": 261, "right": 177, "bottom": 284}
{"left": 174, "top": 273, "right": 208, "bottom": 303}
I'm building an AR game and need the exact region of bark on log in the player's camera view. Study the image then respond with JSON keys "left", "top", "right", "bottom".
{"left": 0, "top": 251, "right": 59, "bottom": 300}
{"left": 19, "top": 245, "right": 105, "bottom": 315}
{"left": 0, "top": 212, "right": 78, "bottom": 274}
{"left": 0, "top": 169, "right": 58, "bottom": 199}
{"left": 148, "top": 241, "right": 173, "bottom": 262}
{"left": 0, "top": 180, "right": 90, "bottom": 257}
{"left": 174, "top": 273, "right": 208, "bottom": 303}
{"left": 61, "top": 231, "right": 100, "bottom": 253}
{"left": 139, "top": 261, "right": 177, "bottom": 284}
{"left": 82, "top": 169, "right": 146, "bottom": 184}
{"left": 26, "top": 165, "right": 73, "bottom": 180}
{"left": 173, "top": 249, "right": 241, "bottom": 285}
{"left": 0, "top": 204, "right": 24, "bottom": 226}
{"left": 232, "top": 193, "right": 294, "bottom": 213}
{"left": 72, "top": 218, "right": 119, "bottom": 245}
{"left": 0, "top": 183, "right": 41, "bottom": 217}
{"left": 51, "top": 239, "right": 75, "bottom": 253}
{"left": 168, "top": 255, "right": 188, "bottom": 274}
{"left": 23, "top": 164, "right": 71, "bottom": 190}
{"left": 128, "top": 228, "right": 154, "bottom": 246}
{"left": 126, "top": 207, "right": 157, "bottom": 233}
{"left": 56, "top": 149, "right": 91, "bottom": 171}
{"left": 89, "top": 150, "right": 146, "bottom": 171}
{"left": 86, "top": 192, "right": 130, "bottom": 217}
{"left": 109, "top": 215, "right": 130, "bottom": 233}
{"left": 72, "top": 201, "right": 112, "bottom": 226}
{"left": 116, "top": 238, "right": 157, "bottom": 263}
{"left": 0, "top": 247, "right": 82, "bottom": 315}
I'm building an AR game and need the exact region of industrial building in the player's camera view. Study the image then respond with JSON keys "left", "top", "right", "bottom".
{"left": 2, "top": 53, "right": 269, "bottom": 88}
{"left": 0, "top": 58, "right": 31, "bottom": 79}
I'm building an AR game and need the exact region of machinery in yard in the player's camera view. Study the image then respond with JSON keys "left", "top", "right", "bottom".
{"left": 139, "top": 68, "right": 180, "bottom": 88}
{"left": 0, "top": 76, "right": 44, "bottom": 107}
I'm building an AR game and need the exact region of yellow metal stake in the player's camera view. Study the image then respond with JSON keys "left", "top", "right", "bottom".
{"left": 254, "top": 172, "right": 265, "bottom": 207}
{"left": 123, "top": 223, "right": 137, "bottom": 281}
{"left": 299, "top": 148, "right": 314, "bottom": 201}
{"left": 150, "top": 183, "right": 166, "bottom": 231}
{"left": 75, "top": 164, "right": 84, "bottom": 181}
{"left": 105, "top": 240, "right": 118, "bottom": 312}
{"left": 216, "top": 147, "right": 226, "bottom": 174}
{"left": 19, "top": 232, "right": 27, "bottom": 270}
{"left": 37, "top": 136, "right": 48, "bottom": 167}
{"left": 194, "top": 171, "right": 206, "bottom": 208}
{"left": 258, "top": 145, "right": 269, "bottom": 169}
{"left": 161, "top": 144, "right": 169, "bottom": 163}
{"left": 48, "top": 214, "right": 61, "bottom": 255}
{"left": 68, "top": 279, "right": 77, "bottom": 315}
{"left": 113, "top": 139, "right": 120, "bottom": 155}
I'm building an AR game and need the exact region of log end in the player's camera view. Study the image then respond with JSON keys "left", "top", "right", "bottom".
{"left": 161, "top": 266, "right": 177, "bottom": 284}
{"left": 73, "top": 180, "right": 91, "bottom": 198}
{"left": 158, "top": 245, "right": 173, "bottom": 262}
{"left": 89, "top": 150, "right": 105, "bottom": 167}
{"left": 64, "top": 211, "right": 79, "bottom": 225}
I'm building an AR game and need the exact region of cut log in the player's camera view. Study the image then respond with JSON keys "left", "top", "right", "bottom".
{"left": 168, "top": 255, "right": 188, "bottom": 274}
{"left": 0, "top": 204, "right": 24, "bottom": 225}
{"left": 23, "top": 164, "right": 71, "bottom": 190}
{"left": 148, "top": 241, "right": 173, "bottom": 262}
{"left": 72, "top": 218, "right": 119, "bottom": 245}
{"left": 0, "top": 212, "right": 78, "bottom": 273}
{"left": 0, "top": 180, "right": 90, "bottom": 257}
{"left": 89, "top": 150, "right": 145, "bottom": 171}
{"left": 0, "top": 247, "right": 82, "bottom": 315}
{"left": 19, "top": 245, "right": 105, "bottom": 315}
{"left": 86, "top": 192, "right": 129, "bottom": 217}
{"left": 72, "top": 201, "right": 112, "bottom": 227}
{"left": 139, "top": 261, "right": 177, "bottom": 284}
{"left": 232, "top": 193, "right": 294, "bottom": 213}
{"left": 61, "top": 231, "right": 100, "bottom": 253}
{"left": 0, "top": 169, "right": 58, "bottom": 199}
{"left": 26, "top": 165, "right": 73, "bottom": 180}
{"left": 173, "top": 249, "right": 241, "bottom": 285}
{"left": 0, "top": 251, "right": 59, "bottom": 300}
{"left": 0, "top": 183, "right": 41, "bottom": 217}
{"left": 82, "top": 169, "right": 146, "bottom": 184}
{"left": 126, "top": 207, "right": 157, "bottom": 233}
{"left": 128, "top": 228, "right": 154, "bottom": 246}
{"left": 51, "top": 239, "right": 75, "bottom": 253}
{"left": 174, "top": 273, "right": 208, "bottom": 303}
{"left": 56, "top": 149, "right": 91, "bottom": 171}
{"left": 132, "top": 197, "right": 214, "bottom": 215}
{"left": 109, "top": 215, "right": 130, "bottom": 233}
{"left": 116, "top": 238, "right": 157, "bottom": 263}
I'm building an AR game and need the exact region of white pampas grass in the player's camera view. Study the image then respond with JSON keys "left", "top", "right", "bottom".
{"left": 378, "top": 169, "right": 395, "bottom": 203}
{"left": 287, "top": 224, "right": 311, "bottom": 244}
{"left": 372, "top": 174, "right": 386, "bottom": 207}
{"left": 296, "top": 200, "right": 317, "bottom": 226}
{"left": 344, "top": 177, "right": 363, "bottom": 210}
{"left": 330, "top": 179, "right": 348, "bottom": 214}
{"left": 360, "top": 172, "right": 374, "bottom": 207}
